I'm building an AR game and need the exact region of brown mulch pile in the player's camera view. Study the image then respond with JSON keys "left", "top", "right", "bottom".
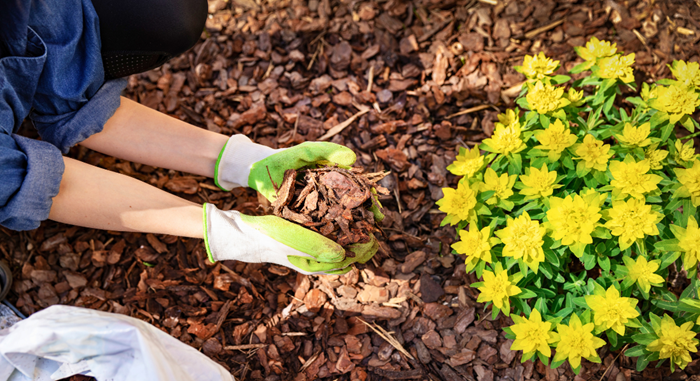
{"left": 4, "top": 0, "right": 700, "bottom": 380}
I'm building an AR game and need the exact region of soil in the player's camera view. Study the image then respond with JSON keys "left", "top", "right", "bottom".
{"left": 4, "top": 0, "right": 700, "bottom": 380}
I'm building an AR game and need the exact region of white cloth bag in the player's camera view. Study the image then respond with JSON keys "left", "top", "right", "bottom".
{"left": 0, "top": 305, "right": 234, "bottom": 381}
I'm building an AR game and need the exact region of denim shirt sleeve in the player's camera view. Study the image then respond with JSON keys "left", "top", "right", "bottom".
{"left": 29, "top": 0, "right": 127, "bottom": 153}
{"left": 0, "top": 0, "right": 125, "bottom": 231}
{"left": 0, "top": 24, "right": 64, "bottom": 231}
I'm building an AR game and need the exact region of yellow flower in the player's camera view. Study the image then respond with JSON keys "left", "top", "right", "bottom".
{"left": 675, "top": 159, "right": 700, "bottom": 207}
{"left": 617, "top": 122, "right": 651, "bottom": 148}
{"left": 447, "top": 146, "right": 484, "bottom": 178}
{"left": 576, "top": 37, "right": 617, "bottom": 62}
{"left": 453, "top": 225, "right": 493, "bottom": 272}
{"left": 476, "top": 264, "right": 521, "bottom": 310}
{"left": 546, "top": 192, "right": 603, "bottom": 254}
{"left": 675, "top": 139, "right": 697, "bottom": 164}
{"left": 482, "top": 121, "right": 526, "bottom": 156}
{"left": 669, "top": 60, "right": 700, "bottom": 88}
{"left": 604, "top": 199, "right": 662, "bottom": 251}
{"left": 519, "top": 52, "right": 559, "bottom": 80}
{"left": 644, "top": 144, "right": 668, "bottom": 170}
{"left": 596, "top": 54, "right": 635, "bottom": 83}
{"left": 533, "top": 119, "right": 578, "bottom": 161}
{"left": 498, "top": 109, "right": 519, "bottom": 128}
{"left": 510, "top": 309, "right": 557, "bottom": 358}
{"left": 672, "top": 216, "right": 700, "bottom": 269}
{"left": 477, "top": 168, "right": 516, "bottom": 205}
{"left": 526, "top": 81, "right": 570, "bottom": 114}
{"left": 495, "top": 212, "right": 546, "bottom": 273}
{"left": 552, "top": 314, "right": 606, "bottom": 370}
{"left": 519, "top": 165, "right": 561, "bottom": 199}
{"left": 574, "top": 135, "right": 613, "bottom": 172}
{"left": 609, "top": 157, "right": 662, "bottom": 199}
{"left": 622, "top": 256, "right": 664, "bottom": 293}
{"left": 641, "top": 83, "right": 658, "bottom": 102}
{"left": 649, "top": 84, "right": 700, "bottom": 124}
{"left": 584, "top": 286, "right": 640, "bottom": 336}
{"left": 566, "top": 88, "right": 584, "bottom": 105}
{"left": 437, "top": 181, "right": 477, "bottom": 226}
{"left": 647, "top": 315, "right": 699, "bottom": 371}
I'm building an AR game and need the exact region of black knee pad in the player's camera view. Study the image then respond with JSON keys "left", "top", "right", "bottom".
{"left": 92, "top": 0, "right": 207, "bottom": 79}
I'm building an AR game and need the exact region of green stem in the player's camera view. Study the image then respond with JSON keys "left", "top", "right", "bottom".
{"left": 681, "top": 131, "right": 700, "bottom": 141}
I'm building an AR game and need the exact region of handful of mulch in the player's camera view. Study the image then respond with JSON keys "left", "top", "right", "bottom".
{"left": 270, "top": 166, "right": 389, "bottom": 250}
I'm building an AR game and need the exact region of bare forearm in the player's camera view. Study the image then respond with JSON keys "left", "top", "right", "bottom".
{"left": 80, "top": 97, "right": 228, "bottom": 178}
{"left": 49, "top": 157, "right": 204, "bottom": 238}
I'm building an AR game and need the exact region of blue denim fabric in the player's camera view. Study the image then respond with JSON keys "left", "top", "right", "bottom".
{"left": 0, "top": 0, "right": 127, "bottom": 231}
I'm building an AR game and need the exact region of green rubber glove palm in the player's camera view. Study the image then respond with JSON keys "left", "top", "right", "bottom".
{"left": 215, "top": 135, "right": 356, "bottom": 201}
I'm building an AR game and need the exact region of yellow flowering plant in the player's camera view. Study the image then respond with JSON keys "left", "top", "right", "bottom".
{"left": 438, "top": 38, "right": 700, "bottom": 374}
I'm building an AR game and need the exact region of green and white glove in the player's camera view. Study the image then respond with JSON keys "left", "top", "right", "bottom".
{"left": 203, "top": 203, "right": 378, "bottom": 275}
{"left": 214, "top": 135, "right": 356, "bottom": 200}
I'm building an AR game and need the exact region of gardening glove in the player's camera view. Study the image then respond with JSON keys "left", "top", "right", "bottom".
{"left": 214, "top": 135, "right": 356, "bottom": 200}
{"left": 203, "top": 203, "right": 377, "bottom": 275}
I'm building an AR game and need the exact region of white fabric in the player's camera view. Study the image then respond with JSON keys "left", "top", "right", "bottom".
{"left": 0, "top": 305, "right": 234, "bottom": 381}
{"left": 216, "top": 135, "right": 281, "bottom": 191}
{"left": 205, "top": 204, "right": 331, "bottom": 275}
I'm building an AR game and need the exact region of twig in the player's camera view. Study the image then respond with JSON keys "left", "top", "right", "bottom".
{"left": 478, "top": 0, "right": 497, "bottom": 4}
{"left": 446, "top": 104, "right": 491, "bottom": 119}
{"left": 357, "top": 318, "right": 415, "bottom": 360}
{"left": 266, "top": 166, "right": 279, "bottom": 192}
{"left": 524, "top": 19, "right": 564, "bottom": 39}
{"left": 318, "top": 108, "right": 370, "bottom": 141}
{"left": 418, "top": 18, "right": 454, "bottom": 43}
{"left": 224, "top": 343, "right": 268, "bottom": 351}
{"left": 291, "top": 113, "right": 300, "bottom": 143}
{"left": 299, "top": 349, "right": 322, "bottom": 373}
{"left": 599, "top": 344, "right": 629, "bottom": 381}
{"left": 369, "top": 368, "right": 424, "bottom": 380}
{"left": 367, "top": 65, "right": 374, "bottom": 93}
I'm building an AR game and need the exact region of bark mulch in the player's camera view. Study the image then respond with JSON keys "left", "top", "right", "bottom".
{"left": 4, "top": 0, "right": 700, "bottom": 380}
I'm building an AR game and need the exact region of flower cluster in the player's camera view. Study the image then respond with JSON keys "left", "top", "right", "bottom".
{"left": 440, "top": 40, "right": 700, "bottom": 374}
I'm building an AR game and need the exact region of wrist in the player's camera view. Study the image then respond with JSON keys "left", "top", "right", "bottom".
{"left": 215, "top": 135, "right": 279, "bottom": 191}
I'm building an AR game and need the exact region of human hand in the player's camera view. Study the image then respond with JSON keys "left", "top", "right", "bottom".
{"left": 214, "top": 135, "right": 356, "bottom": 200}
{"left": 203, "top": 203, "right": 376, "bottom": 275}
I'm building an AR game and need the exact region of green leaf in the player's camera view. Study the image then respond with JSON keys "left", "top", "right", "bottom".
{"left": 539, "top": 263, "right": 554, "bottom": 279}
{"left": 681, "top": 114, "right": 695, "bottom": 132}
{"left": 555, "top": 307, "right": 573, "bottom": 318}
{"left": 652, "top": 299, "right": 679, "bottom": 312}
{"left": 658, "top": 251, "right": 681, "bottom": 270}
{"left": 655, "top": 239, "right": 681, "bottom": 252}
{"left": 517, "top": 288, "right": 538, "bottom": 299}
{"left": 598, "top": 255, "right": 611, "bottom": 272}
{"left": 562, "top": 155, "right": 575, "bottom": 170}
{"left": 679, "top": 298, "right": 700, "bottom": 314}
{"left": 551, "top": 75, "right": 572, "bottom": 84}
{"left": 570, "top": 62, "right": 591, "bottom": 74}
{"left": 537, "top": 352, "right": 550, "bottom": 366}
{"left": 582, "top": 252, "right": 596, "bottom": 270}
{"left": 534, "top": 298, "right": 548, "bottom": 315}
{"left": 508, "top": 153, "right": 523, "bottom": 175}
{"left": 650, "top": 110, "right": 669, "bottom": 130}
{"left": 550, "top": 358, "right": 566, "bottom": 370}
{"left": 516, "top": 97, "right": 530, "bottom": 110}
{"left": 606, "top": 329, "right": 618, "bottom": 348}
{"left": 631, "top": 333, "right": 657, "bottom": 346}
{"left": 544, "top": 249, "right": 560, "bottom": 268}
{"left": 636, "top": 353, "right": 652, "bottom": 372}
{"left": 477, "top": 190, "right": 496, "bottom": 203}
{"left": 625, "top": 345, "right": 646, "bottom": 357}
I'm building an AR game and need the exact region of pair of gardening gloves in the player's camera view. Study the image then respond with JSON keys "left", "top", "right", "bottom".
{"left": 204, "top": 135, "right": 378, "bottom": 275}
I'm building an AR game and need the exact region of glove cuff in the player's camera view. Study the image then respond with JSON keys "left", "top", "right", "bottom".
{"left": 214, "top": 135, "right": 280, "bottom": 191}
